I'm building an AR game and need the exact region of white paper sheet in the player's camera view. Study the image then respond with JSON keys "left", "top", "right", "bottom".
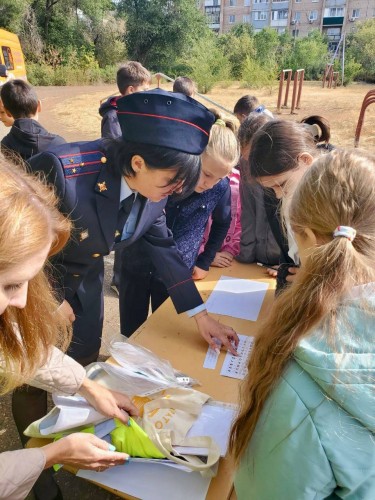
{"left": 77, "top": 461, "right": 212, "bottom": 500}
{"left": 203, "top": 345, "right": 220, "bottom": 369}
{"left": 174, "top": 401, "right": 237, "bottom": 457}
{"left": 220, "top": 335, "right": 254, "bottom": 380}
{"left": 205, "top": 276, "right": 269, "bottom": 321}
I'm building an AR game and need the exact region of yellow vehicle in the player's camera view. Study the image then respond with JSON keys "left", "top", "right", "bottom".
{"left": 0, "top": 29, "right": 27, "bottom": 83}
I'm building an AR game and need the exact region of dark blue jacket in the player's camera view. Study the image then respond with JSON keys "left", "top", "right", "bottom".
{"left": 27, "top": 140, "right": 203, "bottom": 314}
{"left": 99, "top": 96, "right": 122, "bottom": 139}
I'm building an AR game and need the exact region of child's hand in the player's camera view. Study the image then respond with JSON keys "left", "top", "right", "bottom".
{"left": 192, "top": 266, "right": 208, "bottom": 280}
{"left": 266, "top": 265, "right": 279, "bottom": 278}
{"left": 211, "top": 251, "right": 233, "bottom": 268}
{"left": 286, "top": 266, "right": 299, "bottom": 283}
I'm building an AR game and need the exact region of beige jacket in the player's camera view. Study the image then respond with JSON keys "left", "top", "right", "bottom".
{"left": 0, "top": 347, "right": 86, "bottom": 500}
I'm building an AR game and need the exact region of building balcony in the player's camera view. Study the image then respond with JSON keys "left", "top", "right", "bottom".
{"left": 270, "top": 19, "right": 288, "bottom": 27}
{"left": 323, "top": 16, "right": 344, "bottom": 26}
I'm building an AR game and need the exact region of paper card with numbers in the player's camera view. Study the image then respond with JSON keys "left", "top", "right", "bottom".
{"left": 220, "top": 334, "right": 254, "bottom": 380}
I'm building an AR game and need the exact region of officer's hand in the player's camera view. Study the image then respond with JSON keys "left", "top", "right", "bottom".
{"left": 78, "top": 378, "right": 139, "bottom": 425}
{"left": 194, "top": 311, "right": 239, "bottom": 355}
{"left": 57, "top": 300, "right": 76, "bottom": 324}
{"left": 192, "top": 266, "right": 208, "bottom": 280}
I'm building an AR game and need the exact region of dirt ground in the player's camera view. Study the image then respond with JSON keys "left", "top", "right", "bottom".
{"left": 0, "top": 80, "right": 374, "bottom": 499}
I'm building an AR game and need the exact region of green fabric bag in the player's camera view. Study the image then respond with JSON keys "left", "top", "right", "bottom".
{"left": 110, "top": 418, "right": 165, "bottom": 459}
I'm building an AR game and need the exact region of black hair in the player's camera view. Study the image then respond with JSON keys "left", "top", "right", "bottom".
{"left": 0, "top": 80, "right": 38, "bottom": 119}
{"left": 105, "top": 139, "right": 201, "bottom": 198}
{"left": 233, "top": 95, "right": 259, "bottom": 116}
{"left": 116, "top": 62, "right": 152, "bottom": 95}
{"left": 248, "top": 120, "right": 317, "bottom": 179}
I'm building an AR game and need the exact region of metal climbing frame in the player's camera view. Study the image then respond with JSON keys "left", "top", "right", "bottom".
{"left": 354, "top": 89, "right": 375, "bottom": 147}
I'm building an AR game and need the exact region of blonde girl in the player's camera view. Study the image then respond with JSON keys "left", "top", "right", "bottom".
{"left": 230, "top": 149, "right": 375, "bottom": 499}
{"left": 0, "top": 156, "right": 138, "bottom": 500}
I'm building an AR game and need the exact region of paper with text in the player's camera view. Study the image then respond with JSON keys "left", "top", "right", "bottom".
{"left": 220, "top": 335, "right": 254, "bottom": 380}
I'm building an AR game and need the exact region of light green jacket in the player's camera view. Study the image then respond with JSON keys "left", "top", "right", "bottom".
{"left": 235, "top": 287, "right": 375, "bottom": 499}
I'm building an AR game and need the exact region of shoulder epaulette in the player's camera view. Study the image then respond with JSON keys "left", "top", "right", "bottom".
{"left": 58, "top": 150, "right": 107, "bottom": 178}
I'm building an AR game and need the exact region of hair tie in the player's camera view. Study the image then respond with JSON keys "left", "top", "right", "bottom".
{"left": 254, "top": 105, "right": 265, "bottom": 114}
{"left": 333, "top": 226, "right": 356, "bottom": 242}
{"left": 215, "top": 119, "right": 226, "bottom": 127}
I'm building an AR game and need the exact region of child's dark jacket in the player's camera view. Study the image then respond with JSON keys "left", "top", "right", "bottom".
{"left": 99, "top": 96, "right": 122, "bottom": 139}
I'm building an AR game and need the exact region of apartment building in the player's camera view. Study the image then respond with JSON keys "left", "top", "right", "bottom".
{"left": 198, "top": 0, "right": 375, "bottom": 48}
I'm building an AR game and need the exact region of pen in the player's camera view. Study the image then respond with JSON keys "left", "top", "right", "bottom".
{"left": 257, "top": 262, "right": 279, "bottom": 272}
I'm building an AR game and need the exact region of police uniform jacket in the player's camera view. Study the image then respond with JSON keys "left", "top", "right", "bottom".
{"left": 27, "top": 139, "right": 203, "bottom": 314}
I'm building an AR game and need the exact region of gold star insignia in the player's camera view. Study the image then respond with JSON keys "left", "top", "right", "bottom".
{"left": 80, "top": 229, "right": 89, "bottom": 241}
{"left": 97, "top": 181, "right": 107, "bottom": 192}
{"left": 69, "top": 158, "right": 74, "bottom": 163}
{"left": 72, "top": 168, "right": 77, "bottom": 173}
{"left": 115, "top": 230, "right": 121, "bottom": 238}
{"left": 80, "top": 162, "right": 85, "bottom": 166}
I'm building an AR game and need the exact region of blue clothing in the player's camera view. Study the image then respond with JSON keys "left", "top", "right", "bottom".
{"left": 235, "top": 284, "right": 375, "bottom": 499}
{"left": 99, "top": 96, "right": 122, "bottom": 139}
{"left": 27, "top": 140, "right": 203, "bottom": 358}
{"left": 166, "top": 177, "right": 231, "bottom": 271}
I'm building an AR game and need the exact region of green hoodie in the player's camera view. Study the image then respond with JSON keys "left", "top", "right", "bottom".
{"left": 235, "top": 288, "right": 375, "bottom": 499}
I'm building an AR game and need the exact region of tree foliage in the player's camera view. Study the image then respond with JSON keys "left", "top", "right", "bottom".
{"left": 347, "top": 19, "right": 375, "bottom": 82}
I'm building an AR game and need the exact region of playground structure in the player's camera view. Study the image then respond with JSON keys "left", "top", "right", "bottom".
{"left": 354, "top": 89, "right": 375, "bottom": 148}
{"left": 276, "top": 69, "right": 305, "bottom": 114}
{"left": 322, "top": 64, "right": 340, "bottom": 89}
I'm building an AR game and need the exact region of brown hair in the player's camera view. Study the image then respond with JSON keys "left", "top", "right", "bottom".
{"left": 173, "top": 76, "right": 196, "bottom": 97}
{"left": 116, "top": 61, "right": 152, "bottom": 95}
{"left": 0, "top": 155, "right": 72, "bottom": 394}
{"left": 249, "top": 120, "right": 318, "bottom": 178}
{"left": 233, "top": 95, "right": 260, "bottom": 116}
{"left": 238, "top": 112, "right": 272, "bottom": 150}
{"left": 230, "top": 149, "right": 375, "bottom": 463}
{"left": 300, "top": 115, "right": 331, "bottom": 144}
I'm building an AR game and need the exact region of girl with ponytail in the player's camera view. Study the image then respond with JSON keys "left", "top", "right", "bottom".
{"left": 230, "top": 149, "right": 375, "bottom": 499}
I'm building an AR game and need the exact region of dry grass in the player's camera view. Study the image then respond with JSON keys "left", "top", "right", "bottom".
{"left": 53, "top": 81, "right": 375, "bottom": 151}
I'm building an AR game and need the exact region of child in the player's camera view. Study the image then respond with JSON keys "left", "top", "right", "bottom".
{"left": 248, "top": 120, "right": 320, "bottom": 287}
{"left": 120, "top": 111, "right": 240, "bottom": 336}
{"left": 173, "top": 76, "right": 196, "bottom": 97}
{"left": 233, "top": 95, "right": 273, "bottom": 124}
{"left": 235, "top": 112, "right": 280, "bottom": 266}
{"left": 0, "top": 97, "right": 14, "bottom": 127}
{"left": 99, "top": 61, "right": 151, "bottom": 139}
{"left": 0, "top": 80, "right": 65, "bottom": 160}
{"left": 230, "top": 149, "right": 375, "bottom": 499}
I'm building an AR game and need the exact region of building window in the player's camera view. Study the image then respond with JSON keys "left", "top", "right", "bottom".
{"left": 326, "top": 7, "right": 344, "bottom": 17}
{"left": 293, "top": 11, "right": 301, "bottom": 21}
{"left": 312, "top": 0, "right": 319, "bottom": 3}
{"left": 244, "top": 0, "right": 250, "bottom": 5}
{"left": 309, "top": 10, "right": 318, "bottom": 20}
{"left": 229, "top": 14, "right": 235, "bottom": 23}
{"left": 295, "top": 0, "right": 301, "bottom": 3}
{"left": 254, "top": 0, "right": 269, "bottom": 3}
{"left": 1, "top": 47, "right": 14, "bottom": 70}
{"left": 272, "top": 9, "right": 288, "bottom": 20}
{"left": 351, "top": 9, "right": 360, "bottom": 19}
{"left": 205, "top": 6, "right": 221, "bottom": 24}
{"left": 254, "top": 10, "right": 268, "bottom": 20}
{"left": 243, "top": 14, "right": 251, "bottom": 22}
{"left": 272, "top": 0, "right": 287, "bottom": 2}
{"left": 292, "top": 29, "right": 300, "bottom": 37}
{"left": 229, "top": 0, "right": 236, "bottom": 6}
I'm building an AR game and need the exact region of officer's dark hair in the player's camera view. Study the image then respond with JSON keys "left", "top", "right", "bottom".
{"left": 117, "top": 62, "right": 152, "bottom": 95}
{"left": 0, "top": 80, "right": 38, "bottom": 119}
{"left": 106, "top": 140, "right": 201, "bottom": 198}
{"left": 233, "top": 95, "right": 259, "bottom": 116}
{"left": 172, "top": 77, "right": 196, "bottom": 97}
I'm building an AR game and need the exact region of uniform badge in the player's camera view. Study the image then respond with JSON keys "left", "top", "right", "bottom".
{"left": 115, "top": 230, "right": 121, "bottom": 238}
{"left": 80, "top": 229, "right": 89, "bottom": 241}
{"left": 97, "top": 181, "right": 107, "bottom": 192}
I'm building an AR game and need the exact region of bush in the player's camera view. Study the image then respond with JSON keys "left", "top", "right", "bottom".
{"left": 27, "top": 63, "right": 55, "bottom": 86}
{"left": 241, "top": 56, "right": 278, "bottom": 91}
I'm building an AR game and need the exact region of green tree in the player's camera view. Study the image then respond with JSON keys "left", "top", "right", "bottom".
{"left": 117, "top": 0, "right": 208, "bottom": 71}
{"left": 254, "top": 27, "right": 279, "bottom": 67}
{"left": 347, "top": 19, "right": 375, "bottom": 81}
{"left": 219, "top": 25, "right": 255, "bottom": 79}
{"left": 285, "top": 30, "right": 328, "bottom": 79}
{"left": 181, "top": 33, "right": 230, "bottom": 93}
{"left": 0, "top": 0, "right": 30, "bottom": 32}
{"left": 95, "top": 15, "right": 126, "bottom": 67}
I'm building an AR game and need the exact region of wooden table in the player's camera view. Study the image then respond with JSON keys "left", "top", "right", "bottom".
{"left": 29, "top": 262, "right": 275, "bottom": 500}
